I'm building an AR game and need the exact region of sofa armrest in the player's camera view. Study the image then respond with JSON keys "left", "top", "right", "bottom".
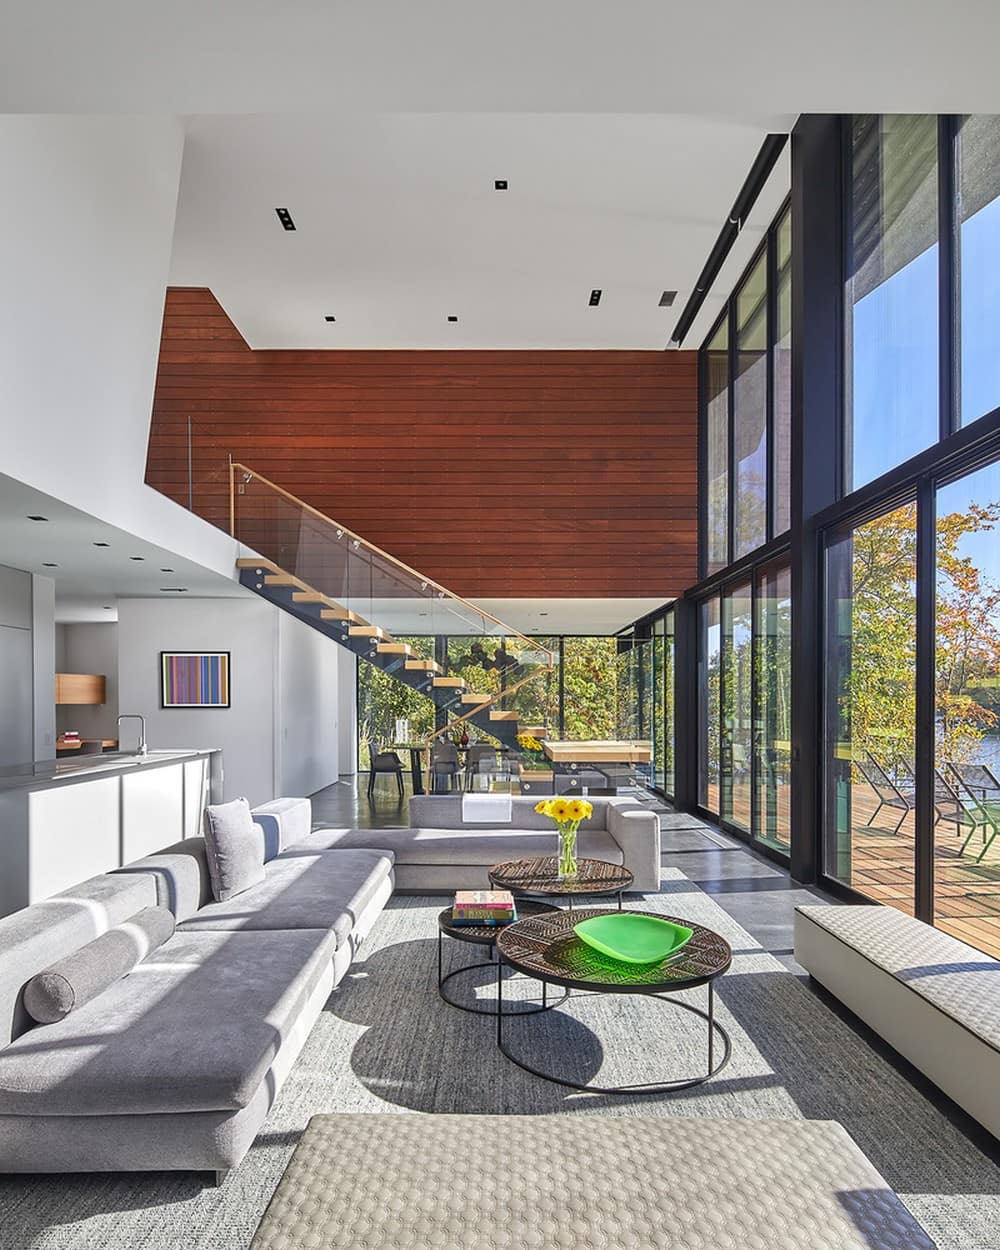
{"left": 606, "top": 804, "right": 660, "bottom": 893}
{"left": 251, "top": 797, "right": 312, "bottom": 861}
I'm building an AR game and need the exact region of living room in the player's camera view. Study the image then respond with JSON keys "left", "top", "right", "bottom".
{"left": 0, "top": 6, "right": 999, "bottom": 1249}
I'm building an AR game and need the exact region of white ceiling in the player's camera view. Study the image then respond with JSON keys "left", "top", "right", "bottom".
{"left": 0, "top": 475, "right": 250, "bottom": 622}
{"left": 3, "top": 4, "right": 1000, "bottom": 115}
{"left": 170, "top": 113, "right": 790, "bottom": 350}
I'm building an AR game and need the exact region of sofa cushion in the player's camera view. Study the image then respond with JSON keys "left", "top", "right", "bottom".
{"left": 288, "top": 825, "right": 623, "bottom": 867}
{"left": 0, "top": 871, "right": 158, "bottom": 1046}
{"left": 179, "top": 850, "right": 394, "bottom": 946}
{"left": 252, "top": 797, "right": 312, "bottom": 862}
{"left": 0, "top": 928, "right": 335, "bottom": 1116}
{"left": 114, "top": 838, "right": 213, "bottom": 923}
{"left": 24, "top": 905, "right": 175, "bottom": 1024}
{"left": 204, "top": 797, "right": 266, "bottom": 901}
{"left": 406, "top": 794, "right": 642, "bottom": 833}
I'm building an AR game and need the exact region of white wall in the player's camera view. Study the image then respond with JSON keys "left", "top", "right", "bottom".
{"left": 117, "top": 598, "right": 276, "bottom": 805}
{"left": 30, "top": 574, "right": 56, "bottom": 759}
{"left": 117, "top": 597, "right": 343, "bottom": 806}
{"left": 0, "top": 115, "right": 237, "bottom": 581}
{"left": 338, "top": 647, "right": 358, "bottom": 775}
{"left": 276, "top": 611, "right": 340, "bottom": 797}
{"left": 56, "top": 623, "right": 119, "bottom": 742}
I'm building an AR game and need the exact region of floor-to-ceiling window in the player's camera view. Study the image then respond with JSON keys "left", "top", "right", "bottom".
{"left": 721, "top": 582, "right": 753, "bottom": 829}
{"left": 650, "top": 611, "right": 676, "bottom": 798}
{"left": 698, "top": 597, "right": 722, "bottom": 812}
{"left": 956, "top": 115, "right": 1000, "bottom": 427}
{"left": 824, "top": 504, "right": 918, "bottom": 903}
{"left": 755, "top": 559, "right": 792, "bottom": 849}
{"left": 816, "top": 113, "right": 1000, "bottom": 957}
{"left": 699, "top": 202, "right": 792, "bottom": 580}
{"left": 845, "top": 114, "right": 940, "bottom": 491}
{"left": 934, "top": 460, "right": 1000, "bottom": 954}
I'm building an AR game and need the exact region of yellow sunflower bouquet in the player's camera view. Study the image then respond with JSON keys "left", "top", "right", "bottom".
{"left": 534, "top": 796, "right": 593, "bottom": 878}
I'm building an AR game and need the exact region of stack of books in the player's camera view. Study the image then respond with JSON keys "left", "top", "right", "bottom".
{"left": 451, "top": 890, "right": 517, "bottom": 926}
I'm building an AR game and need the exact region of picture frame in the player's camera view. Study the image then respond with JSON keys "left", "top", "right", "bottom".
{"left": 160, "top": 651, "right": 231, "bottom": 709}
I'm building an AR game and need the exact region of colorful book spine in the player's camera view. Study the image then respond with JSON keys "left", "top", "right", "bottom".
{"left": 451, "top": 912, "right": 516, "bottom": 927}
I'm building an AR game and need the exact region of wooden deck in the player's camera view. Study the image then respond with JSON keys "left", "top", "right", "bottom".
{"left": 705, "top": 779, "right": 1000, "bottom": 959}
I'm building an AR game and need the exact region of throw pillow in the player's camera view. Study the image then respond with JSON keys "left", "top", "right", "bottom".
{"left": 24, "top": 905, "right": 176, "bottom": 1024}
{"left": 203, "top": 796, "right": 266, "bottom": 902}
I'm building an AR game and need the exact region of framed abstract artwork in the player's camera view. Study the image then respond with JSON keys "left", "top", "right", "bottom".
{"left": 160, "top": 651, "right": 231, "bottom": 709}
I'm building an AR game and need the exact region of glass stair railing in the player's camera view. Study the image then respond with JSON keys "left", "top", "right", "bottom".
{"left": 230, "top": 462, "right": 554, "bottom": 765}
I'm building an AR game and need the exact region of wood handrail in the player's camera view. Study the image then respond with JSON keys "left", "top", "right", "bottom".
{"left": 231, "top": 460, "right": 554, "bottom": 666}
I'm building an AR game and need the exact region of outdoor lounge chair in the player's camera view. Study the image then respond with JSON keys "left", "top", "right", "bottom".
{"left": 856, "top": 750, "right": 915, "bottom": 835}
{"left": 946, "top": 764, "right": 1000, "bottom": 862}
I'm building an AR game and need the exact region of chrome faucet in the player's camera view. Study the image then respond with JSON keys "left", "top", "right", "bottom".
{"left": 117, "top": 714, "right": 147, "bottom": 756}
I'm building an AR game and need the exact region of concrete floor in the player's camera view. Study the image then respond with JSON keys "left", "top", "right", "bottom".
{"left": 310, "top": 775, "right": 836, "bottom": 974}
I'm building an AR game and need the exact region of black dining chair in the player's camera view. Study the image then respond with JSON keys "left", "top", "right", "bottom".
{"left": 368, "top": 750, "right": 404, "bottom": 800}
{"left": 430, "top": 742, "right": 462, "bottom": 794}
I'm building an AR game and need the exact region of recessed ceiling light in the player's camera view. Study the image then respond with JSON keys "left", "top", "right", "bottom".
{"left": 103, "top": 605, "right": 112, "bottom": 610}
{"left": 494, "top": 179, "right": 508, "bottom": 190}
{"left": 42, "top": 562, "right": 58, "bottom": 568}
{"left": 589, "top": 289, "right": 602, "bottom": 306}
{"left": 658, "top": 290, "right": 677, "bottom": 307}
{"left": 160, "top": 587, "right": 189, "bottom": 593}
{"left": 324, "top": 315, "right": 336, "bottom": 322}
{"left": 160, "top": 567, "right": 174, "bottom": 573}
{"left": 539, "top": 612, "right": 548, "bottom": 616}
{"left": 129, "top": 556, "right": 145, "bottom": 561}
{"left": 27, "top": 515, "right": 48, "bottom": 522}
{"left": 447, "top": 315, "right": 459, "bottom": 323}
{"left": 275, "top": 207, "right": 296, "bottom": 231}
{"left": 93, "top": 541, "right": 110, "bottom": 548}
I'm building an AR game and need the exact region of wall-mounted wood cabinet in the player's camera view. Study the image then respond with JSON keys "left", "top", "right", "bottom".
{"left": 55, "top": 673, "right": 106, "bottom": 705}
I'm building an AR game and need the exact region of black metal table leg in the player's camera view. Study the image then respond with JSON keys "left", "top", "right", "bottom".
{"left": 708, "top": 982, "right": 714, "bottom": 1074}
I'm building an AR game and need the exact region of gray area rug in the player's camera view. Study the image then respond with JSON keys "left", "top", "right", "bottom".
{"left": 0, "top": 869, "right": 997, "bottom": 1249}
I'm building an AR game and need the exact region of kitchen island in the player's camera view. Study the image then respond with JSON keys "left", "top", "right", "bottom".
{"left": 0, "top": 749, "right": 223, "bottom": 916}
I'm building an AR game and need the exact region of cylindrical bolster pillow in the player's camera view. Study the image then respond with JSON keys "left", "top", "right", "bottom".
{"left": 23, "top": 905, "right": 176, "bottom": 1025}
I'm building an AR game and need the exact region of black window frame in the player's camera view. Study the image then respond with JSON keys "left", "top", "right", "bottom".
{"left": 698, "top": 197, "right": 792, "bottom": 581}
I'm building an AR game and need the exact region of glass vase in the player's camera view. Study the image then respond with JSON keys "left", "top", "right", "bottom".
{"left": 558, "top": 823, "right": 578, "bottom": 878}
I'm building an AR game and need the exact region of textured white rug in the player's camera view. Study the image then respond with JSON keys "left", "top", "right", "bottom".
{"left": 0, "top": 869, "right": 996, "bottom": 1249}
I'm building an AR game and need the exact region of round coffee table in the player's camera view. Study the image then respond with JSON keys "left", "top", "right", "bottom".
{"left": 488, "top": 856, "right": 634, "bottom": 910}
{"left": 437, "top": 900, "right": 564, "bottom": 1017}
{"left": 494, "top": 907, "right": 732, "bottom": 1094}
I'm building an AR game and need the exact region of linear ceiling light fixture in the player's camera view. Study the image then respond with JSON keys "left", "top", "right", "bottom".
{"left": 27, "top": 515, "right": 48, "bottom": 521}
{"left": 494, "top": 179, "right": 508, "bottom": 190}
{"left": 658, "top": 290, "right": 677, "bottom": 307}
{"left": 447, "top": 315, "right": 459, "bottom": 322}
{"left": 324, "top": 315, "right": 336, "bottom": 322}
{"left": 668, "top": 133, "right": 788, "bottom": 347}
{"left": 275, "top": 207, "right": 296, "bottom": 231}
{"left": 589, "top": 289, "right": 602, "bottom": 306}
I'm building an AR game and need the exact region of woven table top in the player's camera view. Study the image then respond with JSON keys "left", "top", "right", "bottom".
{"left": 437, "top": 899, "right": 558, "bottom": 944}
{"left": 496, "top": 907, "right": 732, "bottom": 992}
{"left": 488, "top": 855, "right": 634, "bottom": 896}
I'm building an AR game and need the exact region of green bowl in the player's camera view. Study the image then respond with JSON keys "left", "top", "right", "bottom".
{"left": 573, "top": 914, "right": 694, "bottom": 964}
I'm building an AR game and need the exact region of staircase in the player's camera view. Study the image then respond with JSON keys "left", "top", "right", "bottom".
{"left": 230, "top": 463, "right": 554, "bottom": 758}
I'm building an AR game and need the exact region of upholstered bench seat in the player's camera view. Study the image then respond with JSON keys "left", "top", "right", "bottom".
{"left": 250, "top": 1113, "right": 935, "bottom": 1250}
{"left": 0, "top": 928, "right": 336, "bottom": 1116}
{"left": 795, "top": 903, "right": 1000, "bottom": 1139}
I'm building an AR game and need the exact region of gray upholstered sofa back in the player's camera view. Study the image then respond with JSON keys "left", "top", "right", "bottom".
{"left": 114, "top": 838, "right": 213, "bottom": 923}
{"left": 407, "top": 795, "right": 635, "bottom": 832}
{"left": 0, "top": 871, "right": 157, "bottom": 1045}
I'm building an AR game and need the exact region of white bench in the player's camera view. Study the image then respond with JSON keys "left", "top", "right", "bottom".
{"left": 251, "top": 1113, "right": 934, "bottom": 1250}
{"left": 795, "top": 904, "right": 1000, "bottom": 1140}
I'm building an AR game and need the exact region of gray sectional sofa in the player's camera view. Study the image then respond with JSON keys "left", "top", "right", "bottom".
{"left": 292, "top": 794, "right": 661, "bottom": 892}
{"left": 0, "top": 791, "right": 661, "bottom": 1181}
{"left": 0, "top": 799, "right": 393, "bottom": 1181}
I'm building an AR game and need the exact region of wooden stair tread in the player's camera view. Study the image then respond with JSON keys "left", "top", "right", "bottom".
{"left": 433, "top": 676, "right": 465, "bottom": 688}
{"left": 518, "top": 726, "right": 548, "bottom": 737}
{"left": 320, "top": 607, "right": 366, "bottom": 624}
{"left": 405, "top": 659, "right": 441, "bottom": 673}
{"left": 377, "top": 642, "right": 412, "bottom": 655}
{"left": 349, "top": 625, "right": 392, "bottom": 641}
{"left": 264, "top": 573, "right": 309, "bottom": 589}
{"left": 460, "top": 692, "right": 493, "bottom": 704}
{"left": 489, "top": 710, "right": 519, "bottom": 721}
{"left": 237, "top": 557, "right": 280, "bottom": 572}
